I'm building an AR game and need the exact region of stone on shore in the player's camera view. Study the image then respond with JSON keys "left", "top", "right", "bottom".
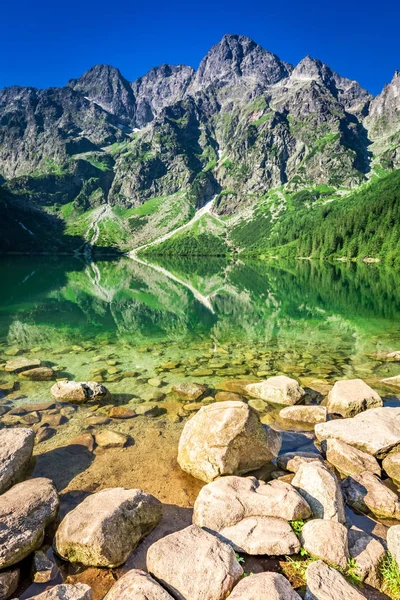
{"left": 51, "top": 381, "right": 111, "bottom": 403}
{"left": 0, "top": 478, "right": 59, "bottom": 569}
{"left": 277, "top": 452, "right": 324, "bottom": 473}
{"left": 32, "top": 550, "right": 59, "bottom": 583}
{"left": 342, "top": 471, "right": 400, "bottom": 519}
{"left": 305, "top": 560, "right": 367, "bottom": 600}
{"left": 177, "top": 401, "right": 280, "bottom": 482}
{"left": 26, "top": 584, "right": 92, "bottom": 599}
{"left": 383, "top": 452, "right": 400, "bottom": 483}
{"left": 323, "top": 439, "right": 381, "bottom": 477}
{"left": 104, "top": 569, "right": 174, "bottom": 600}
{"left": 327, "top": 379, "right": 382, "bottom": 417}
{"left": 4, "top": 357, "right": 41, "bottom": 372}
{"left": 300, "top": 520, "right": 349, "bottom": 569}
{"left": 292, "top": 462, "right": 345, "bottom": 523}
{"left": 280, "top": 405, "right": 327, "bottom": 424}
{"left": 20, "top": 367, "right": 55, "bottom": 380}
{"left": 95, "top": 430, "right": 129, "bottom": 448}
{"left": 245, "top": 376, "right": 305, "bottom": 406}
{"left": 172, "top": 383, "right": 207, "bottom": 401}
{"left": 387, "top": 525, "right": 400, "bottom": 568}
{"left": 0, "top": 428, "right": 35, "bottom": 494}
{"left": 315, "top": 407, "right": 400, "bottom": 458}
{"left": 348, "top": 527, "right": 386, "bottom": 587}
{"left": 55, "top": 488, "right": 162, "bottom": 567}
{"left": 0, "top": 567, "right": 19, "bottom": 600}
{"left": 148, "top": 525, "right": 243, "bottom": 600}
{"left": 228, "top": 572, "right": 301, "bottom": 600}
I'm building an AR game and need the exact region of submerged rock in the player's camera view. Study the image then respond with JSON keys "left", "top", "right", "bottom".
{"left": 300, "top": 519, "right": 349, "bottom": 568}
{"left": 0, "top": 478, "right": 59, "bottom": 569}
{"left": 245, "top": 376, "right": 305, "bottom": 406}
{"left": 292, "top": 462, "right": 345, "bottom": 523}
{"left": 147, "top": 525, "right": 243, "bottom": 600}
{"left": 342, "top": 471, "right": 400, "bottom": 519}
{"left": 51, "top": 381, "right": 111, "bottom": 403}
{"left": 20, "top": 367, "right": 55, "bottom": 380}
{"left": 172, "top": 383, "right": 207, "bottom": 401}
{"left": 327, "top": 379, "right": 382, "bottom": 417}
{"left": 0, "top": 427, "right": 35, "bottom": 494}
{"left": 305, "top": 560, "right": 366, "bottom": 600}
{"left": 4, "top": 357, "right": 41, "bottom": 372}
{"left": 104, "top": 569, "right": 174, "bottom": 600}
{"left": 55, "top": 488, "right": 162, "bottom": 567}
{"left": 228, "top": 572, "right": 301, "bottom": 600}
{"left": 177, "top": 401, "right": 280, "bottom": 482}
{"left": 26, "top": 584, "right": 92, "bottom": 599}
{"left": 323, "top": 438, "right": 381, "bottom": 477}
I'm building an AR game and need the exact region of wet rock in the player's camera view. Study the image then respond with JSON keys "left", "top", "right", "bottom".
{"left": 190, "top": 368, "right": 214, "bottom": 377}
{"left": 300, "top": 519, "right": 349, "bottom": 568}
{"left": 381, "top": 375, "right": 400, "bottom": 389}
{"left": 315, "top": 407, "right": 400, "bottom": 458}
{"left": 0, "top": 567, "right": 19, "bottom": 600}
{"left": 41, "top": 413, "right": 67, "bottom": 427}
{"left": 177, "top": 401, "right": 280, "bottom": 482}
{"left": 323, "top": 439, "right": 381, "bottom": 477}
{"left": 248, "top": 399, "right": 268, "bottom": 412}
{"left": 4, "top": 357, "right": 41, "bottom": 372}
{"left": 245, "top": 376, "right": 305, "bottom": 406}
{"left": 0, "top": 427, "right": 35, "bottom": 494}
{"left": 228, "top": 572, "right": 301, "bottom": 600}
{"left": 104, "top": 569, "right": 174, "bottom": 600}
{"left": 348, "top": 527, "right": 386, "bottom": 587}
{"left": 27, "top": 583, "right": 93, "bottom": 599}
{"left": 0, "top": 477, "right": 59, "bottom": 568}
{"left": 305, "top": 560, "right": 366, "bottom": 600}
{"left": 20, "top": 367, "right": 55, "bottom": 380}
{"left": 55, "top": 487, "right": 162, "bottom": 567}
{"left": 280, "top": 405, "right": 327, "bottom": 424}
{"left": 292, "top": 462, "right": 345, "bottom": 523}
{"left": 36, "top": 426, "right": 57, "bottom": 443}
{"left": 277, "top": 452, "right": 324, "bottom": 473}
{"left": 387, "top": 525, "right": 400, "bottom": 568}
{"left": 95, "top": 430, "right": 129, "bottom": 448}
{"left": 109, "top": 406, "right": 136, "bottom": 419}
{"left": 32, "top": 550, "right": 59, "bottom": 582}
{"left": 51, "top": 381, "right": 111, "bottom": 404}
{"left": 216, "top": 380, "right": 256, "bottom": 394}
{"left": 215, "top": 391, "right": 243, "bottom": 402}
{"left": 68, "top": 433, "right": 95, "bottom": 452}
{"left": 148, "top": 378, "right": 163, "bottom": 388}
{"left": 327, "top": 379, "right": 382, "bottom": 418}
{"left": 135, "top": 403, "right": 162, "bottom": 417}
{"left": 86, "top": 416, "right": 110, "bottom": 427}
{"left": 342, "top": 471, "right": 400, "bottom": 519}
{"left": 147, "top": 525, "right": 243, "bottom": 600}
{"left": 383, "top": 452, "right": 400, "bottom": 483}
{"left": 172, "top": 383, "right": 207, "bottom": 401}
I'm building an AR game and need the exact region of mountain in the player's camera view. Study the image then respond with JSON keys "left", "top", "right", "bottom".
{"left": 0, "top": 34, "right": 399, "bottom": 262}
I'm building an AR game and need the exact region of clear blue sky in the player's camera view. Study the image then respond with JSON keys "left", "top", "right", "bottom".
{"left": 2, "top": 0, "right": 399, "bottom": 95}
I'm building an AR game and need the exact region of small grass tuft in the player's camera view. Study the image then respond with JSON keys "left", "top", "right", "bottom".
{"left": 380, "top": 553, "right": 400, "bottom": 599}
{"left": 290, "top": 520, "right": 306, "bottom": 537}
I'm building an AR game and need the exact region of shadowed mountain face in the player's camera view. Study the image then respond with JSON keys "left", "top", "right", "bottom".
{"left": 0, "top": 34, "right": 399, "bottom": 254}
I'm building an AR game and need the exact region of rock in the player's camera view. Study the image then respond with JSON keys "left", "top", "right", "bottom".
{"left": 0, "top": 427, "right": 35, "bottom": 494}
{"left": 381, "top": 375, "right": 400, "bottom": 389}
{"left": 245, "top": 376, "right": 305, "bottom": 405}
{"left": 193, "top": 476, "right": 311, "bottom": 528}
{"left": 383, "top": 452, "right": 400, "bottom": 483}
{"left": 215, "top": 391, "right": 244, "bottom": 402}
{"left": 387, "top": 525, "right": 400, "bottom": 568}
{"left": 228, "top": 572, "right": 301, "bottom": 600}
{"left": 280, "top": 405, "right": 327, "bottom": 424}
{"left": 32, "top": 550, "right": 59, "bottom": 582}
{"left": 0, "top": 567, "right": 19, "bottom": 600}
{"left": 20, "top": 367, "right": 55, "bottom": 380}
{"left": 177, "top": 401, "right": 280, "bottom": 482}
{"left": 248, "top": 399, "right": 268, "bottom": 412}
{"left": 104, "top": 569, "right": 174, "bottom": 600}
{"left": 300, "top": 520, "right": 349, "bottom": 568}
{"left": 109, "top": 406, "right": 136, "bottom": 419}
{"left": 315, "top": 407, "right": 400, "bottom": 458}
{"left": 172, "top": 383, "right": 207, "bottom": 401}
{"left": 305, "top": 560, "right": 366, "bottom": 600}
{"left": 36, "top": 426, "right": 56, "bottom": 443}
{"left": 0, "top": 477, "right": 58, "bottom": 568}
{"left": 25, "top": 583, "right": 92, "bottom": 599}
{"left": 135, "top": 403, "right": 162, "bottom": 417}
{"left": 67, "top": 433, "right": 95, "bottom": 452}
{"left": 327, "top": 379, "right": 382, "bottom": 417}
{"left": 41, "top": 413, "right": 67, "bottom": 427}
{"left": 323, "top": 439, "right": 381, "bottom": 477}
{"left": 342, "top": 471, "right": 400, "bottom": 519}
{"left": 292, "top": 462, "right": 345, "bottom": 523}
{"left": 4, "top": 357, "right": 41, "bottom": 372}
{"left": 51, "top": 381, "right": 111, "bottom": 403}
{"left": 147, "top": 525, "right": 243, "bottom": 600}
{"left": 55, "top": 487, "right": 162, "bottom": 567}
{"left": 95, "top": 430, "right": 129, "bottom": 448}
{"left": 348, "top": 527, "right": 386, "bottom": 586}
{"left": 277, "top": 452, "right": 324, "bottom": 473}
{"left": 190, "top": 368, "right": 213, "bottom": 377}
{"left": 148, "top": 378, "right": 162, "bottom": 388}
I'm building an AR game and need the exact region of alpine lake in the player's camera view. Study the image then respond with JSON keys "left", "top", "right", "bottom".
{"left": 1, "top": 255, "right": 400, "bottom": 598}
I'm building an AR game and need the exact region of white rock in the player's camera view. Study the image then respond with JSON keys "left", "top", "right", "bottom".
{"left": 280, "top": 405, "right": 327, "bottom": 424}
{"left": 245, "top": 376, "right": 305, "bottom": 406}
{"left": 219, "top": 516, "right": 300, "bottom": 555}
{"left": 305, "top": 560, "right": 367, "bottom": 599}
{"left": 342, "top": 471, "right": 400, "bottom": 520}
{"left": 0, "top": 567, "right": 19, "bottom": 600}
{"left": 0, "top": 428, "right": 35, "bottom": 494}
{"left": 292, "top": 462, "right": 345, "bottom": 523}
{"left": 327, "top": 379, "right": 382, "bottom": 418}
{"left": 25, "top": 583, "right": 92, "bottom": 599}
{"left": 387, "top": 525, "right": 400, "bottom": 569}
{"left": 228, "top": 572, "right": 301, "bottom": 600}
{"left": 323, "top": 438, "right": 381, "bottom": 477}
{"left": 51, "top": 381, "right": 111, "bottom": 403}
{"left": 277, "top": 452, "right": 324, "bottom": 473}
{"left": 104, "top": 569, "right": 174, "bottom": 600}
{"left": 348, "top": 527, "right": 386, "bottom": 587}
{"left": 300, "top": 519, "right": 349, "bottom": 568}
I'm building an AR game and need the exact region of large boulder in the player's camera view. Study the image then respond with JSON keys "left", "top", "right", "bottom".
{"left": 245, "top": 377, "right": 305, "bottom": 406}
{"left": 104, "top": 569, "right": 174, "bottom": 600}
{"left": 0, "top": 567, "right": 19, "bottom": 600}
{"left": 0, "top": 428, "right": 35, "bottom": 494}
{"left": 292, "top": 462, "right": 345, "bottom": 523}
{"left": 348, "top": 527, "right": 386, "bottom": 587}
{"left": 51, "top": 381, "right": 111, "bottom": 403}
{"left": 327, "top": 379, "right": 382, "bottom": 417}
{"left": 147, "top": 525, "right": 243, "bottom": 600}
{"left": 305, "top": 560, "right": 367, "bottom": 600}
{"left": 177, "top": 401, "right": 280, "bottom": 482}
{"left": 25, "top": 584, "right": 92, "bottom": 599}
{"left": 280, "top": 405, "right": 327, "bottom": 424}
{"left": 300, "top": 520, "right": 349, "bottom": 569}
{"left": 215, "top": 516, "right": 300, "bottom": 555}
{"left": 55, "top": 488, "right": 162, "bottom": 567}
{"left": 228, "top": 572, "right": 301, "bottom": 600}
{"left": 315, "top": 407, "right": 400, "bottom": 458}
{"left": 342, "top": 471, "right": 400, "bottom": 520}
{"left": 323, "top": 439, "right": 381, "bottom": 477}
{"left": 387, "top": 525, "right": 400, "bottom": 568}
{"left": 383, "top": 452, "right": 400, "bottom": 483}
{"left": 0, "top": 478, "right": 59, "bottom": 569}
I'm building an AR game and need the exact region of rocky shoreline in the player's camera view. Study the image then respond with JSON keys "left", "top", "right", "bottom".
{"left": 2, "top": 349, "right": 400, "bottom": 598}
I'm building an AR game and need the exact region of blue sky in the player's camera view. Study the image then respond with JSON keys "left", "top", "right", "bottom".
{"left": 2, "top": 0, "right": 399, "bottom": 95}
